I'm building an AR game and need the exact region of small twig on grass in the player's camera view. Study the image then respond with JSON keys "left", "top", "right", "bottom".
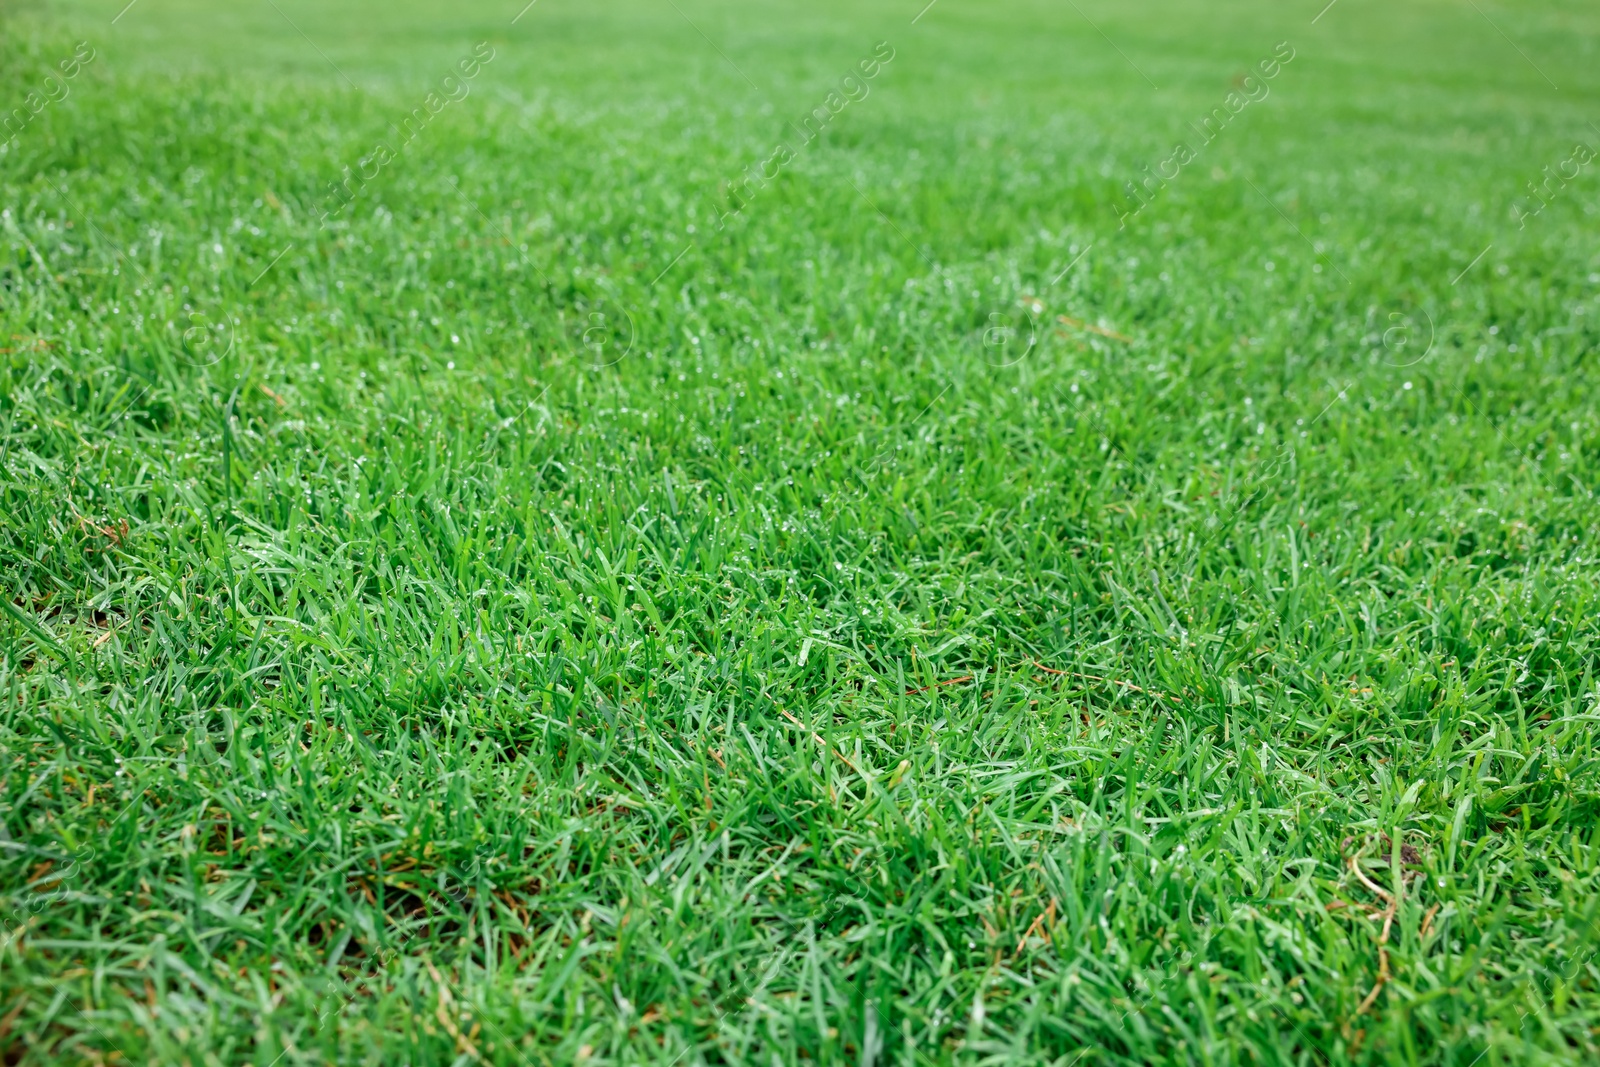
{"left": 426, "top": 960, "right": 483, "bottom": 1063}
{"left": 1355, "top": 896, "right": 1397, "bottom": 1015}
{"left": 905, "top": 675, "right": 972, "bottom": 695}
{"left": 1030, "top": 661, "right": 1181, "bottom": 704}
{"left": 1349, "top": 854, "right": 1398, "bottom": 1016}
{"left": 1055, "top": 315, "right": 1134, "bottom": 343}
{"left": 1014, "top": 898, "right": 1057, "bottom": 956}
{"left": 778, "top": 709, "right": 860, "bottom": 774}
{"left": 0, "top": 994, "right": 28, "bottom": 1043}
{"left": 1348, "top": 854, "right": 1394, "bottom": 904}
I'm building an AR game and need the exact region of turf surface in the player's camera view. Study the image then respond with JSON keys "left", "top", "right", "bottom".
{"left": 3, "top": 0, "right": 1600, "bottom": 1063}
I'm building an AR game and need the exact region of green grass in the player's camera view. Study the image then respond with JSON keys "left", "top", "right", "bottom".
{"left": 3, "top": 0, "right": 1600, "bottom": 1062}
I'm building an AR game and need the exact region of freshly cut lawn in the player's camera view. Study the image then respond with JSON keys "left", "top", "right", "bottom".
{"left": 3, "top": 0, "right": 1599, "bottom": 1062}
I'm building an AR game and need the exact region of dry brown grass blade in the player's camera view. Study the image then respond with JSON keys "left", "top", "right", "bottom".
{"left": 1056, "top": 314, "right": 1134, "bottom": 343}
{"left": 1014, "top": 897, "right": 1058, "bottom": 956}
{"left": 427, "top": 960, "right": 483, "bottom": 1063}
{"left": 1355, "top": 894, "right": 1397, "bottom": 1015}
{"left": 905, "top": 674, "right": 972, "bottom": 694}
{"left": 1030, "top": 661, "right": 1181, "bottom": 703}
{"left": 779, "top": 709, "right": 861, "bottom": 774}
{"left": 1348, "top": 854, "right": 1400, "bottom": 1017}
